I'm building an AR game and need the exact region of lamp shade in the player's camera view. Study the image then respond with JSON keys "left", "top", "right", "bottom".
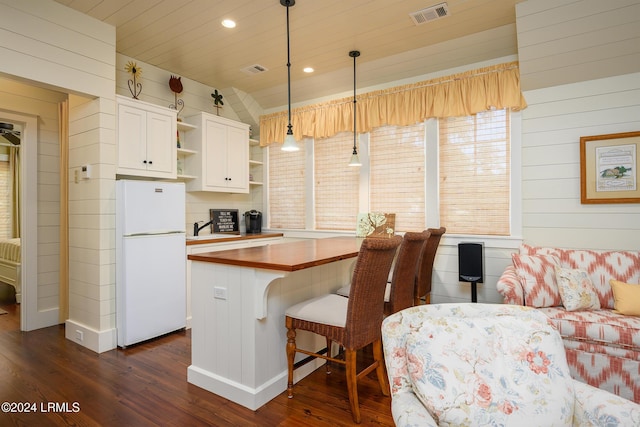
{"left": 281, "top": 132, "right": 299, "bottom": 151}
{"left": 348, "top": 152, "right": 362, "bottom": 167}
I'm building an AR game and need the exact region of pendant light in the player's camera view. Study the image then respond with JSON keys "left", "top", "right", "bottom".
{"left": 348, "top": 50, "right": 362, "bottom": 166}
{"left": 281, "top": 0, "right": 299, "bottom": 152}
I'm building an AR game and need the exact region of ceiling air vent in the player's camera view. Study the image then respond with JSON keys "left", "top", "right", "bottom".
{"left": 241, "top": 64, "right": 269, "bottom": 75}
{"left": 410, "top": 2, "right": 450, "bottom": 25}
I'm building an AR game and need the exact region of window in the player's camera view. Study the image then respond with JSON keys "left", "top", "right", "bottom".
{"left": 267, "top": 109, "right": 513, "bottom": 236}
{"left": 438, "top": 110, "right": 510, "bottom": 235}
{"left": 370, "top": 123, "right": 425, "bottom": 232}
{"left": 268, "top": 141, "right": 306, "bottom": 229}
{"left": 314, "top": 132, "right": 359, "bottom": 230}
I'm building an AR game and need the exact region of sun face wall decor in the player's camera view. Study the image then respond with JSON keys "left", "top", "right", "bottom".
{"left": 125, "top": 61, "right": 142, "bottom": 99}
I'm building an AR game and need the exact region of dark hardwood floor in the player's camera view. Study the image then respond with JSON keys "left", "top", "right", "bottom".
{"left": 0, "top": 302, "right": 394, "bottom": 426}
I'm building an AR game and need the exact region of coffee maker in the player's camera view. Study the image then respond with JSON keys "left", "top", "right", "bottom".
{"left": 244, "top": 210, "right": 262, "bottom": 234}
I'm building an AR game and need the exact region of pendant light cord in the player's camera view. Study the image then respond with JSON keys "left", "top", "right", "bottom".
{"left": 350, "top": 50, "right": 360, "bottom": 154}
{"left": 286, "top": 0, "right": 293, "bottom": 135}
{"left": 280, "top": 0, "right": 298, "bottom": 151}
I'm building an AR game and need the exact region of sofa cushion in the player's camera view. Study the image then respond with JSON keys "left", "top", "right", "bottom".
{"left": 538, "top": 307, "right": 640, "bottom": 355}
{"left": 555, "top": 266, "right": 600, "bottom": 311}
{"left": 610, "top": 280, "right": 640, "bottom": 316}
{"left": 520, "top": 244, "right": 640, "bottom": 309}
{"left": 512, "top": 253, "right": 562, "bottom": 307}
{"left": 405, "top": 315, "right": 575, "bottom": 426}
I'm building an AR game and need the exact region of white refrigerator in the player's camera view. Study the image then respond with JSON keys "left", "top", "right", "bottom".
{"left": 116, "top": 180, "right": 186, "bottom": 347}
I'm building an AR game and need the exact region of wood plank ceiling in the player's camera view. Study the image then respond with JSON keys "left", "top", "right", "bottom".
{"left": 54, "top": 0, "right": 523, "bottom": 110}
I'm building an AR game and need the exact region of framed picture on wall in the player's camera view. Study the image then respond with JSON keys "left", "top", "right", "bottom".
{"left": 580, "top": 131, "right": 640, "bottom": 204}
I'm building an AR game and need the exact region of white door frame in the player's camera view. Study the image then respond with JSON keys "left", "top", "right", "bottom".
{"left": 1, "top": 110, "right": 47, "bottom": 331}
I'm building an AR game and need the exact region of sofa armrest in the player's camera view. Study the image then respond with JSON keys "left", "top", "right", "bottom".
{"left": 496, "top": 265, "right": 525, "bottom": 305}
{"left": 391, "top": 392, "right": 438, "bottom": 427}
{"left": 572, "top": 380, "right": 640, "bottom": 426}
{"left": 383, "top": 314, "right": 439, "bottom": 426}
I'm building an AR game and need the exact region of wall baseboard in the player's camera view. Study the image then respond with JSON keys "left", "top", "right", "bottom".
{"left": 65, "top": 319, "right": 117, "bottom": 353}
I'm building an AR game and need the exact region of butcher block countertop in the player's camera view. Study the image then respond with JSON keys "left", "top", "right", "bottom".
{"left": 187, "top": 236, "right": 362, "bottom": 271}
{"left": 185, "top": 232, "right": 283, "bottom": 246}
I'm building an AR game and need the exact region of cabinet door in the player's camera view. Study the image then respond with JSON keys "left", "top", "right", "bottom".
{"left": 226, "top": 125, "right": 249, "bottom": 192}
{"left": 146, "top": 110, "right": 176, "bottom": 176}
{"left": 117, "top": 104, "right": 147, "bottom": 171}
{"left": 203, "top": 119, "right": 229, "bottom": 189}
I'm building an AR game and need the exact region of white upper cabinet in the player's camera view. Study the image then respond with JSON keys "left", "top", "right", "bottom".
{"left": 116, "top": 95, "right": 177, "bottom": 179}
{"left": 184, "top": 112, "right": 249, "bottom": 193}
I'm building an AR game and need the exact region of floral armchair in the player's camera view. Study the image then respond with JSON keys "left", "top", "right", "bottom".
{"left": 382, "top": 303, "right": 640, "bottom": 426}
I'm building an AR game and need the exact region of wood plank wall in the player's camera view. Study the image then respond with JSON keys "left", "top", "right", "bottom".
{"left": 517, "top": 0, "right": 640, "bottom": 91}
{"left": 521, "top": 72, "right": 640, "bottom": 249}
{"left": 0, "top": 0, "right": 117, "bottom": 350}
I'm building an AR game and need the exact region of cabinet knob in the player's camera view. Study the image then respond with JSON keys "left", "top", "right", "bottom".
{"left": 143, "top": 160, "right": 147, "bottom": 164}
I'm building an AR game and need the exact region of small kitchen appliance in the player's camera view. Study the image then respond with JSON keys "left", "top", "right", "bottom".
{"left": 244, "top": 210, "right": 262, "bottom": 234}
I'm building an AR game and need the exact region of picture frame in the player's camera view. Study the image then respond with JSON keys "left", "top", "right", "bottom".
{"left": 209, "top": 209, "right": 240, "bottom": 234}
{"left": 580, "top": 131, "right": 640, "bottom": 204}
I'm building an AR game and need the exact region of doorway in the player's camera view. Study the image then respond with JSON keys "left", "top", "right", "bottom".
{"left": 0, "top": 110, "right": 41, "bottom": 331}
{"left": 0, "top": 121, "right": 21, "bottom": 329}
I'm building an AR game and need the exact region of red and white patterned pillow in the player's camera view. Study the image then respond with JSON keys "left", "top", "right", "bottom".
{"left": 512, "top": 254, "right": 562, "bottom": 308}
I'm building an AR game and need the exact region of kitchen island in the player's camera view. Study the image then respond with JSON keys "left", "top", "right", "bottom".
{"left": 187, "top": 237, "right": 361, "bottom": 410}
{"left": 185, "top": 232, "right": 285, "bottom": 328}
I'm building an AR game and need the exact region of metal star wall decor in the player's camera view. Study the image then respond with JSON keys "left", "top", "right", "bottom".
{"left": 211, "top": 90, "right": 224, "bottom": 116}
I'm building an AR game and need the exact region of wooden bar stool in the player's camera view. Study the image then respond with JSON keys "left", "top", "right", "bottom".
{"left": 285, "top": 236, "right": 402, "bottom": 424}
{"left": 384, "top": 231, "right": 431, "bottom": 316}
{"left": 414, "top": 227, "right": 446, "bottom": 305}
{"left": 336, "top": 231, "right": 429, "bottom": 315}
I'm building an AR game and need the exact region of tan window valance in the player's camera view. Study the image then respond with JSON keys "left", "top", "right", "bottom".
{"left": 259, "top": 61, "right": 527, "bottom": 147}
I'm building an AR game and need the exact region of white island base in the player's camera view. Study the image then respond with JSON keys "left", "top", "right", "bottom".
{"left": 187, "top": 252, "right": 356, "bottom": 410}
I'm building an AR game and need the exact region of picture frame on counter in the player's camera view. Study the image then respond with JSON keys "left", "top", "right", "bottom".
{"left": 209, "top": 209, "right": 240, "bottom": 234}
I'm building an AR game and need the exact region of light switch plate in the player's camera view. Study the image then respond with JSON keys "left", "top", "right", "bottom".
{"left": 214, "top": 287, "right": 227, "bottom": 300}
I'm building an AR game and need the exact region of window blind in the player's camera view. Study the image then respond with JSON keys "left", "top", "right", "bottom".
{"left": 314, "top": 132, "right": 359, "bottom": 230}
{"left": 370, "top": 123, "right": 426, "bottom": 232}
{"left": 439, "top": 110, "right": 510, "bottom": 235}
{"left": 268, "top": 142, "right": 306, "bottom": 229}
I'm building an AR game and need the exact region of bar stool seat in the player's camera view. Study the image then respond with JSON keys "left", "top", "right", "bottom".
{"left": 286, "top": 294, "right": 347, "bottom": 327}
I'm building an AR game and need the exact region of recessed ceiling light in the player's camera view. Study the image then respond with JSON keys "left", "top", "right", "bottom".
{"left": 303, "top": 67, "right": 314, "bottom": 73}
{"left": 222, "top": 19, "right": 236, "bottom": 28}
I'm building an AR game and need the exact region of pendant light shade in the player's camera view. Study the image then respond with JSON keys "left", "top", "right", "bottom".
{"left": 281, "top": 0, "right": 299, "bottom": 152}
{"left": 348, "top": 50, "right": 361, "bottom": 166}
{"left": 348, "top": 151, "right": 362, "bottom": 167}
{"left": 282, "top": 132, "right": 298, "bottom": 151}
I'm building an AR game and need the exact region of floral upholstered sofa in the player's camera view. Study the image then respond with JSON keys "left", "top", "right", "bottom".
{"left": 382, "top": 303, "right": 640, "bottom": 426}
{"left": 497, "top": 244, "right": 640, "bottom": 403}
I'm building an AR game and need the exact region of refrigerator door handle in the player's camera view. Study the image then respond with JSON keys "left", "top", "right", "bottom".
{"left": 125, "top": 231, "right": 185, "bottom": 237}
